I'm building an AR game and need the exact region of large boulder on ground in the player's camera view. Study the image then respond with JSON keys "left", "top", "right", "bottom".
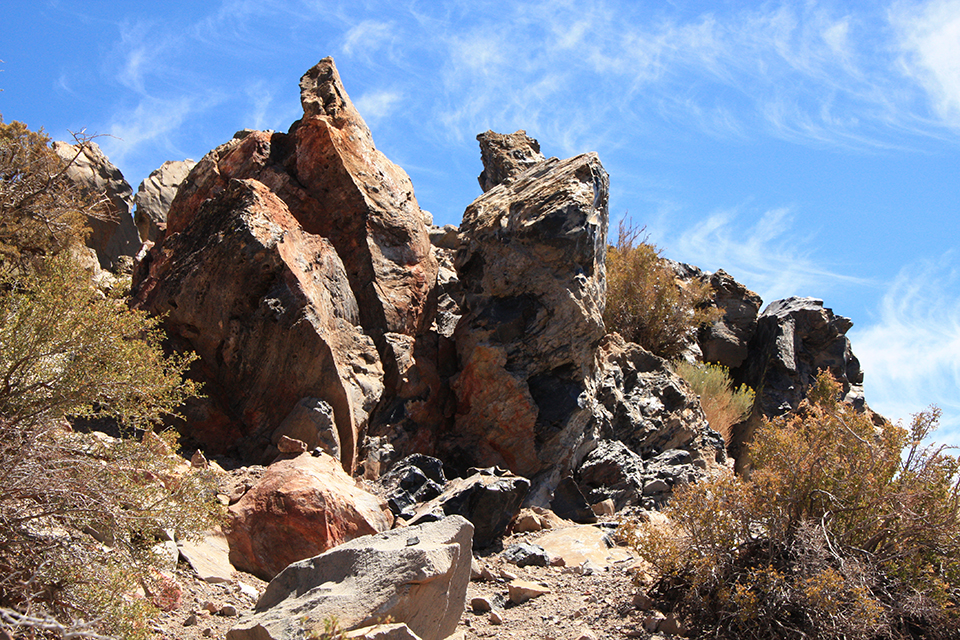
{"left": 731, "top": 296, "right": 864, "bottom": 465}
{"left": 134, "top": 159, "right": 196, "bottom": 243}
{"left": 476, "top": 130, "right": 546, "bottom": 192}
{"left": 226, "top": 516, "right": 473, "bottom": 640}
{"left": 52, "top": 140, "right": 140, "bottom": 270}
{"left": 447, "top": 145, "right": 609, "bottom": 504}
{"left": 131, "top": 179, "right": 384, "bottom": 468}
{"left": 226, "top": 452, "right": 393, "bottom": 581}
{"left": 409, "top": 467, "right": 530, "bottom": 549}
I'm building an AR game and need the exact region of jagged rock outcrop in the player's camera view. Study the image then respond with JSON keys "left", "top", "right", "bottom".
{"left": 131, "top": 179, "right": 384, "bottom": 468}
{"left": 52, "top": 140, "right": 140, "bottom": 270}
{"left": 699, "top": 269, "right": 763, "bottom": 368}
{"left": 731, "top": 296, "right": 864, "bottom": 464}
{"left": 592, "top": 333, "right": 725, "bottom": 462}
{"left": 135, "top": 159, "right": 196, "bottom": 243}
{"left": 476, "top": 130, "right": 546, "bottom": 192}
{"left": 131, "top": 58, "right": 440, "bottom": 464}
{"left": 226, "top": 452, "right": 393, "bottom": 581}
{"left": 447, "top": 150, "right": 609, "bottom": 503}
{"left": 227, "top": 516, "right": 473, "bottom": 640}
{"left": 162, "top": 58, "right": 437, "bottom": 345}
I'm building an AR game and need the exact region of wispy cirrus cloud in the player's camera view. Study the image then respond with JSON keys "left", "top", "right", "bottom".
{"left": 649, "top": 205, "right": 869, "bottom": 306}
{"left": 849, "top": 254, "right": 960, "bottom": 444}
{"left": 891, "top": 0, "right": 960, "bottom": 127}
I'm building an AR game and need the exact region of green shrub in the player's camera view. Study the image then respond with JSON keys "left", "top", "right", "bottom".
{"left": 0, "top": 119, "right": 93, "bottom": 270}
{"left": 624, "top": 371, "right": 960, "bottom": 639}
{"left": 0, "top": 120, "right": 219, "bottom": 640}
{"left": 604, "top": 220, "right": 721, "bottom": 359}
{"left": 674, "top": 360, "right": 754, "bottom": 444}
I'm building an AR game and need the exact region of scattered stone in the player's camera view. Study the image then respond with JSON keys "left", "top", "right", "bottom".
{"left": 632, "top": 592, "right": 655, "bottom": 610}
{"left": 237, "top": 582, "right": 260, "bottom": 601}
{"left": 499, "top": 568, "right": 519, "bottom": 581}
{"left": 507, "top": 579, "right": 550, "bottom": 604}
{"left": 502, "top": 542, "right": 550, "bottom": 568}
{"left": 659, "top": 614, "right": 684, "bottom": 636}
{"left": 470, "top": 557, "right": 483, "bottom": 581}
{"left": 489, "top": 610, "right": 505, "bottom": 625}
{"left": 276, "top": 435, "right": 308, "bottom": 454}
{"left": 643, "top": 611, "right": 667, "bottom": 632}
{"left": 591, "top": 499, "right": 615, "bottom": 516}
{"left": 219, "top": 604, "right": 239, "bottom": 617}
{"left": 470, "top": 596, "right": 493, "bottom": 613}
{"left": 191, "top": 450, "right": 209, "bottom": 468}
{"left": 184, "top": 613, "right": 198, "bottom": 627}
{"left": 479, "top": 566, "right": 497, "bottom": 582}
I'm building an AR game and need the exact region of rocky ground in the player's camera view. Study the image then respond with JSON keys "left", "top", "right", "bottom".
{"left": 154, "top": 513, "right": 680, "bottom": 640}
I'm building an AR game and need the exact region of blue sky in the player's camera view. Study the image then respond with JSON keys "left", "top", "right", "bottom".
{"left": 2, "top": 1, "right": 958, "bottom": 442}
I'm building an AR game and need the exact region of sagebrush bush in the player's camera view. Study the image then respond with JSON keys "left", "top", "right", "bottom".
{"left": 624, "top": 371, "right": 960, "bottom": 640}
{"left": 674, "top": 360, "right": 754, "bottom": 444}
{"left": 0, "top": 119, "right": 220, "bottom": 639}
{"left": 604, "top": 221, "right": 721, "bottom": 359}
{"left": 0, "top": 119, "right": 95, "bottom": 270}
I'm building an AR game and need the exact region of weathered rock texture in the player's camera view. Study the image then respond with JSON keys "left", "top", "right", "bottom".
{"left": 131, "top": 57, "right": 438, "bottom": 464}
{"left": 591, "top": 334, "right": 724, "bottom": 462}
{"left": 732, "top": 296, "right": 864, "bottom": 465}
{"left": 226, "top": 516, "right": 473, "bottom": 640}
{"left": 132, "top": 179, "right": 384, "bottom": 468}
{"left": 476, "top": 130, "right": 546, "bottom": 192}
{"left": 135, "top": 159, "right": 196, "bottom": 243}
{"left": 52, "top": 140, "right": 140, "bottom": 270}
{"left": 226, "top": 452, "right": 393, "bottom": 581}
{"left": 698, "top": 269, "right": 763, "bottom": 369}
{"left": 163, "top": 58, "right": 437, "bottom": 344}
{"left": 447, "top": 152, "right": 609, "bottom": 503}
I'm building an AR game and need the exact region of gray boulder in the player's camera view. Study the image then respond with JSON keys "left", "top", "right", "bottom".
{"left": 409, "top": 467, "right": 530, "bottom": 549}
{"left": 226, "top": 516, "right": 473, "bottom": 640}
{"left": 732, "top": 296, "right": 864, "bottom": 465}
{"left": 135, "top": 159, "right": 196, "bottom": 243}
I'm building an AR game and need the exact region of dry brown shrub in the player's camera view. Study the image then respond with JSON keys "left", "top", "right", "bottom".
{"left": 604, "top": 220, "right": 722, "bottom": 359}
{"left": 624, "top": 370, "right": 960, "bottom": 639}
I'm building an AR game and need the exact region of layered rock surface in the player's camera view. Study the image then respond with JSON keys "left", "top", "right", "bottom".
{"left": 131, "top": 57, "right": 436, "bottom": 465}
{"left": 447, "top": 151, "right": 609, "bottom": 502}
{"left": 132, "top": 178, "right": 384, "bottom": 468}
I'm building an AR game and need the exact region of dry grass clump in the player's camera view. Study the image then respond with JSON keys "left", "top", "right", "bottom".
{"left": 673, "top": 360, "right": 754, "bottom": 443}
{"left": 624, "top": 371, "right": 960, "bottom": 640}
{"left": 604, "top": 220, "right": 721, "bottom": 359}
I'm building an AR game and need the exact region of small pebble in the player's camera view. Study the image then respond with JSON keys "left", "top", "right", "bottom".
{"left": 471, "top": 596, "right": 493, "bottom": 613}
{"left": 489, "top": 610, "right": 505, "bottom": 625}
{"left": 183, "top": 613, "right": 198, "bottom": 627}
{"left": 219, "top": 603, "right": 238, "bottom": 617}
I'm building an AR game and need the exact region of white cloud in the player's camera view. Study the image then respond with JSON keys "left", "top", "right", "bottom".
{"left": 98, "top": 96, "right": 204, "bottom": 165}
{"left": 849, "top": 254, "right": 960, "bottom": 445}
{"left": 342, "top": 20, "right": 394, "bottom": 56}
{"left": 354, "top": 89, "right": 403, "bottom": 125}
{"left": 652, "top": 206, "right": 868, "bottom": 305}
{"left": 891, "top": 0, "right": 960, "bottom": 127}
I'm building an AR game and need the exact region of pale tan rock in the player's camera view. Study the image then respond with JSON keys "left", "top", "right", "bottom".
{"left": 489, "top": 610, "right": 505, "bottom": 625}
{"left": 590, "top": 499, "right": 615, "bottom": 516}
{"left": 470, "top": 596, "right": 493, "bottom": 613}
{"left": 536, "top": 525, "right": 635, "bottom": 569}
{"left": 507, "top": 579, "right": 550, "bottom": 604}
{"left": 344, "top": 624, "right": 424, "bottom": 640}
{"left": 178, "top": 527, "right": 235, "bottom": 584}
{"left": 276, "top": 435, "right": 307, "bottom": 454}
